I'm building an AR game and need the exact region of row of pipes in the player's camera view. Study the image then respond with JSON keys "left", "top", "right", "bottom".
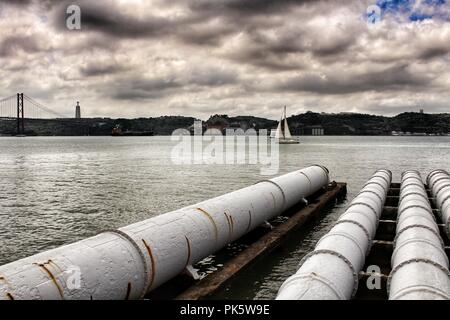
{"left": 276, "top": 169, "right": 392, "bottom": 300}
{"left": 0, "top": 165, "right": 330, "bottom": 300}
{"left": 427, "top": 170, "right": 450, "bottom": 240}
{"left": 389, "top": 170, "right": 450, "bottom": 299}
{"left": 276, "top": 169, "right": 450, "bottom": 300}
{"left": 1, "top": 166, "right": 449, "bottom": 300}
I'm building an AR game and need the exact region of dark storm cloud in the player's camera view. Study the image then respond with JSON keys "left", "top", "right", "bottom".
{"left": 110, "top": 67, "right": 239, "bottom": 100}
{"left": 51, "top": 1, "right": 177, "bottom": 39}
{"left": 48, "top": 0, "right": 322, "bottom": 47}
{"left": 229, "top": 48, "right": 305, "bottom": 71}
{"left": 224, "top": 17, "right": 358, "bottom": 70}
{"left": 311, "top": 37, "right": 355, "bottom": 57}
{"left": 225, "top": 30, "right": 306, "bottom": 71}
{"left": 187, "top": 68, "right": 238, "bottom": 86}
{"left": 49, "top": 0, "right": 245, "bottom": 46}
{"left": 10, "top": 0, "right": 314, "bottom": 13}
{"left": 172, "top": 0, "right": 325, "bottom": 48}
{"left": 176, "top": 21, "right": 237, "bottom": 46}
{"left": 79, "top": 62, "right": 127, "bottom": 77}
{"left": 1, "top": 0, "right": 61, "bottom": 9}
{"left": 1, "top": 0, "right": 32, "bottom": 6}
{"left": 226, "top": 0, "right": 309, "bottom": 12}
{"left": 184, "top": 0, "right": 316, "bottom": 15}
{"left": 276, "top": 65, "right": 433, "bottom": 94}
{"left": 0, "top": 36, "right": 46, "bottom": 57}
{"left": 110, "top": 77, "right": 182, "bottom": 100}
{"left": 417, "top": 45, "right": 450, "bottom": 60}
{"left": 79, "top": 10, "right": 167, "bottom": 38}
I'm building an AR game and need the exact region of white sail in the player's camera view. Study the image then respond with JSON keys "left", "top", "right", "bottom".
{"left": 273, "top": 106, "right": 299, "bottom": 144}
{"left": 283, "top": 106, "right": 292, "bottom": 139}
{"left": 273, "top": 106, "right": 297, "bottom": 143}
{"left": 283, "top": 116, "right": 292, "bottom": 139}
{"left": 274, "top": 117, "right": 283, "bottom": 139}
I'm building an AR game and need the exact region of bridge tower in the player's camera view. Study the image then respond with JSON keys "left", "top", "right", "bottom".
{"left": 17, "top": 93, "right": 24, "bottom": 135}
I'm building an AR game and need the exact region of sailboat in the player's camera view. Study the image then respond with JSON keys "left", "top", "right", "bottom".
{"left": 271, "top": 106, "right": 299, "bottom": 144}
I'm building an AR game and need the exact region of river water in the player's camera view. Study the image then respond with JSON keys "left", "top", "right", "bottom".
{"left": 0, "top": 136, "right": 449, "bottom": 299}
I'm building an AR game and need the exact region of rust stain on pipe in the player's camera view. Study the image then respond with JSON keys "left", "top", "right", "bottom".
{"left": 34, "top": 263, "right": 64, "bottom": 299}
{"left": 196, "top": 208, "right": 218, "bottom": 241}
{"left": 298, "top": 171, "right": 313, "bottom": 193}
{"left": 184, "top": 236, "right": 192, "bottom": 268}
{"left": 124, "top": 282, "right": 132, "bottom": 300}
{"left": 229, "top": 215, "right": 235, "bottom": 235}
{"left": 142, "top": 239, "right": 156, "bottom": 290}
{"left": 246, "top": 210, "right": 252, "bottom": 233}
{"left": 1, "top": 276, "right": 13, "bottom": 297}
{"left": 269, "top": 192, "right": 277, "bottom": 209}
{"left": 223, "top": 212, "right": 232, "bottom": 241}
{"left": 176, "top": 182, "right": 347, "bottom": 300}
{"left": 47, "top": 260, "right": 64, "bottom": 274}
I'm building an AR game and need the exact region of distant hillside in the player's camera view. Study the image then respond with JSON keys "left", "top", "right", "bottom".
{"left": 206, "top": 111, "right": 450, "bottom": 135}
{"left": 390, "top": 112, "right": 450, "bottom": 134}
{"left": 286, "top": 111, "right": 450, "bottom": 135}
{"left": 206, "top": 114, "right": 277, "bottom": 131}
{"left": 288, "top": 112, "right": 388, "bottom": 135}
{"left": 0, "top": 111, "right": 449, "bottom": 136}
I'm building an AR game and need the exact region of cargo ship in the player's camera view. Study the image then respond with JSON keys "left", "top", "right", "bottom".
{"left": 111, "top": 125, "right": 154, "bottom": 136}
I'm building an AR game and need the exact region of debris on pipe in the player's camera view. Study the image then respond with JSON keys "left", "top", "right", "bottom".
{"left": 0, "top": 165, "right": 329, "bottom": 300}
{"left": 276, "top": 169, "right": 391, "bottom": 300}
{"left": 389, "top": 170, "right": 450, "bottom": 300}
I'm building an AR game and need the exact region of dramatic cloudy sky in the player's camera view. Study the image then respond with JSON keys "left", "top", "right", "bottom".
{"left": 0, "top": 0, "right": 449, "bottom": 119}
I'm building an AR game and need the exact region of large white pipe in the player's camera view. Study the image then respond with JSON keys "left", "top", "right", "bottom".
{"left": 276, "top": 169, "right": 391, "bottom": 300}
{"left": 427, "top": 170, "right": 450, "bottom": 239}
{"left": 389, "top": 171, "right": 450, "bottom": 300}
{"left": 0, "top": 165, "right": 329, "bottom": 300}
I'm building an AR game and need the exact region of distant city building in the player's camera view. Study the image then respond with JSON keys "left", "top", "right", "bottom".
{"left": 75, "top": 101, "right": 81, "bottom": 119}
{"left": 310, "top": 126, "right": 324, "bottom": 136}
{"left": 301, "top": 125, "right": 325, "bottom": 136}
{"left": 419, "top": 109, "right": 424, "bottom": 114}
{"left": 313, "top": 128, "right": 324, "bottom": 136}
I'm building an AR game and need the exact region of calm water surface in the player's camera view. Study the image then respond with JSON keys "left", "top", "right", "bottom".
{"left": 0, "top": 136, "right": 449, "bottom": 299}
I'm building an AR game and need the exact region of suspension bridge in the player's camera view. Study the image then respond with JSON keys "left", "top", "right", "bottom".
{"left": 0, "top": 93, "right": 69, "bottom": 136}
